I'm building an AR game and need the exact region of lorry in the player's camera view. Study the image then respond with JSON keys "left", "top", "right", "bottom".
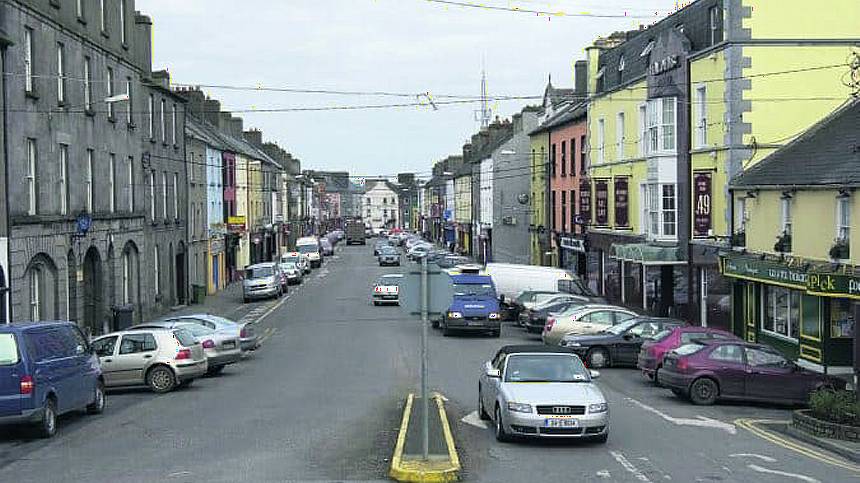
{"left": 345, "top": 220, "right": 366, "bottom": 245}
{"left": 295, "top": 236, "right": 323, "bottom": 268}
{"left": 437, "top": 266, "right": 501, "bottom": 337}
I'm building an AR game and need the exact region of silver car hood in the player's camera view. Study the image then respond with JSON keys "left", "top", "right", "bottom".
{"left": 501, "top": 382, "right": 605, "bottom": 405}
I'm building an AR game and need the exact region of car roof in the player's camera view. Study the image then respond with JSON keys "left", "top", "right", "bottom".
{"left": 451, "top": 274, "right": 492, "bottom": 284}
{"left": 568, "top": 304, "right": 634, "bottom": 312}
{"left": 0, "top": 321, "right": 78, "bottom": 332}
{"left": 629, "top": 316, "right": 687, "bottom": 324}
{"left": 381, "top": 273, "right": 404, "bottom": 278}
{"left": 497, "top": 345, "right": 578, "bottom": 355}
{"left": 246, "top": 262, "right": 276, "bottom": 268}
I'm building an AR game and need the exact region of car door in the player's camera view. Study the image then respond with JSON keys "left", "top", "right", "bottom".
{"left": 483, "top": 352, "right": 506, "bottom": 411}
{"left": 578, "top": 310, "right": 615, "bottom": 334}
{"left": 744, "top": 347, "right": 796, "bottom": 401}
{"left": 113, "top": 333, "right": 158, "bottom": 386}
{"left": 65, "top": 326, "right": 94, "bottom": 409}
{"left": 705, "top": 344, "right": 746, "bottom": 397}
{"left": 615, "top": 322, "right": 658, "bottom": 365}
{"left": 91, "top": 336, "right": 120, "bottom": 386}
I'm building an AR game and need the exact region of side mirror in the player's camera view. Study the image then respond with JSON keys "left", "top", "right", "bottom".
{"left": 486, "top": 368, "right": 501, "bottom": 378}
{"left": 75, "top": 344, "right": 86, "bottom": 355}
{"left": 590, "top": 370, "right": 601, "bottom": 379}
{"left": 623, "top": 333, "right": 639, "bottom": 341}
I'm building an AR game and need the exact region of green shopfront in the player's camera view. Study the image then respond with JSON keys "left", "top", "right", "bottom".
{"left": 721, "top": 254, "right": 856, "bottom": 374}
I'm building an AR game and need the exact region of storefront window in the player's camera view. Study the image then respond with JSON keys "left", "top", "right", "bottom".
{"left": 763, "top": 286, "right": 800, "bottom": 340}
{"left": 830, "top": 299, "right": 855, "bottom": 338}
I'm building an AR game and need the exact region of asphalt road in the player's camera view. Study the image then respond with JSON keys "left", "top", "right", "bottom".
{"left": 0, "top": 244, "right": 857, "bottom": 482}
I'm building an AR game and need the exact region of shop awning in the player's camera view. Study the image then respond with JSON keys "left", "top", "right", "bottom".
{"left": 611, "top": 243, "right": 686, "bottom": 266}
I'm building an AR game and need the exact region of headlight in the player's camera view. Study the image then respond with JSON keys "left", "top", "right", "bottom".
{"left": 488, "top": 313, "right": 500, "bottom": 320}
{"left": 506, "top": 402, "right": 533, "bottom": 413}
{"left": 447, "top": 311, "right": 463, "bottom": 319}
{"left": 561, "top": 340, "right": 581, "bottom": 347}
{"left": 588, "top": 402, "right": 608, "bottom": 414}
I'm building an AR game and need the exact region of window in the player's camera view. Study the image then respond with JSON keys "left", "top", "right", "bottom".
{"left": 837, "top": 196, "right": 851, "bottom": 242}
{"left": 641, "top": 40, "right": 655, "bottom": 58}
{"left": 56, "top": 43, "right": 66, "bottom": 105}
{"left": 708, "top": 344, "right": 744, "bottom": 364}
{"left": 76, "top": 0, "right": 84, "bottom": 19}
{"left": 119, "top": 0, "right": 127, "bottom": 44}
{"left": 172, "top": 104, "right": 177, "bottom": 145}
{"left": 29, "top": 267, "right": 41, "bottom": 321}
{"left": 109, "top": 153, "right": 116, "bottom": 213}
{"left": 122, "top": 252, "right": 131, "bottom": 303}
{"left": 569, "top": 138, "right": 576, "bottom": 174}
{"left": 119, "top": 334, "right": 157, "bottom": 355}
{"left": 27, "top": 139, "right": 37, "bottom": 215}
{"left": 645, "top": 98, "right": 677, "bottom": 154}
{"left": 642, "top": 183, "right": 677, "bottom": 239}
{"left": 695, "top": 86, "right": 707, "bottom": 147}
{"left": 127, "top": 157, "right": 134, "bottom": 212}
{"left": 580, "top": 135, "right": 587, "bottom": 173}
{"left": 570, "top": 189, "right": 576, "bottom": 228}
{"left": 597, "top": 119, "right": 605, "bottom": 164}
{"left": 99, "top": 0, "right": 107, "bottom": 32}
{"left": 86, "top": 150, "right": 94, "bottom": 212}
{"left": 561, "top": 191, "right": 567, "bottom": 233}
{"left": 735, "top": 197, "right": 747, "bottom": 232}
{"left": 84, "top": 56, "right": 92, "bottom": 111}
{"left": 830, "top": 299, "right": 855, "bottom": 338}
{"left": 560, "top": 141, "right": 566, "bottom": 176}
{"left": 106, "top": 67, "right": 115, "bottom": 119}
{"left": 58, "top": 144, "right": 68, "bottom": 215}
{"left": 709, "top": 7, "right": 720, "bottom": 46}
{"left": 148, "top": 94, "right": 155, "bottom": 139}
{"left": 616, "top": 112, "right": 625, "bottom": 160}
{"left": 763, "top": 286, "right": 800, "bottom": 340}
{"left": 173, "top": 173, "right": 179, "bottom": 219}
{"left": 662, "top": 185, "right": 676, "bottom": 237}
{"left": 781, "top": 196, "right": 793, "bottom": 236}
{"left": 149, "top": 170, "right": 155, "bottom": 219}
{"left": 583, "top": 311, "right": 614, "bottom": 326}
{"left": 24, "top": 28, "right": 34, "bottom": 92}
{"left": 638, "top": 104, "right": 647, "bottom": 156}
{"left": 160, "top": 99, "right": 166, "bottom": 143}
{"left": 92, "top": 336, "right": 117, "bottom": 357}
{"left": 661, "top": 98, "right": 676, "bottom": 151}
{"left": 126, "top": 77, "right": 133, "bottom": 124}
{"left": 550, "top": 144, "right": 557, "bottom": 177}
{"left": 162, "top": 171, "right": 168, "bottom": 219}
{"left": 551, "top": 191, "right": 556, "bottom": 230}
{"left": 153, "top": 246, "right": 160, "bottom": 294}
{"left": 745, "top": 347, "right": 789, "bottom": 369}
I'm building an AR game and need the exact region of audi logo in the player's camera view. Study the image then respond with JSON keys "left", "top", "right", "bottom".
{"left": 552, "top": 406, "right": 572, "bottom": 414}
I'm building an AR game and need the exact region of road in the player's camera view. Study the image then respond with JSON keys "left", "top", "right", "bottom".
{"left": 0, "top": 244, "right": 857, "bottom": 482}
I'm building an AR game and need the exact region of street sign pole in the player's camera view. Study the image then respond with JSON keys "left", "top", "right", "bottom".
{"left": 420, "top": 256, "right": 429, "bottom": 460}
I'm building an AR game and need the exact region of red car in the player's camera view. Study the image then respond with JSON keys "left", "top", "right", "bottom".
{"left": 637, "top": 326, "right": 738, "bottom": 384}
{"left": 658, "top": 339, "right": 845, "bottom": 406}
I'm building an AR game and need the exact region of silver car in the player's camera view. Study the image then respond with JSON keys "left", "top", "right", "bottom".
{"left": 372, "top": 274, "right": 403, "bottom": 306}
{"left": 279, "top": 261, "right": 304, "bottom": 284}
{"left": 90, "top": 328, "right": 207, "bottom": 393}
{"left": 478, "top": 345, "right": 609, "bottom": 442}
{"left": 243, "top": 263, "right": 282, "bottom": 303}
{"left": 130, "top": 321, "right": 241, "bottom": 375}
{"left": 165, "top": 314, "right": 259, "bottom": 352}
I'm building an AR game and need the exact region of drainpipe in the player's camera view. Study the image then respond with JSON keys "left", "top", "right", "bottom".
{"left": 1, "top": 45, "right": 10, "bottom": 323}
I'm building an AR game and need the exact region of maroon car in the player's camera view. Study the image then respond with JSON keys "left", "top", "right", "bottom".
{"left": 637, "top": 326, "right": 739, "bottom": 384}
{"left": 658, "top": 340, "right": 846, "bottom": 406}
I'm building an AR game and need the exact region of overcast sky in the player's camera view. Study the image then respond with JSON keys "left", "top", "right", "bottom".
{"left": 139, "top": 0, "right": 682, "bottom": 179}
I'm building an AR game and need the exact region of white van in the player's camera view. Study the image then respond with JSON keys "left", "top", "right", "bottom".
{"left": 296, "top": 236, "right": 323, "bottom": 268}
{"left": 483, "top": 263, "right": 600, "bottom": 319}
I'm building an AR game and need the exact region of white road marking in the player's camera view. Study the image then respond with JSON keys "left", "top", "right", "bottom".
{"left": 610, "top": 451, "right": 652, "bottom": 482}
{"left": 626, "top": 398, "right": 737, "bottom": 434}
{"left": 460, "top": 411, "right": 490, "bottom": 429}
{"left": 432, "top": 391, "right": 449, "bottom": 402}
{"left": 596, "top": 470, "right": 611, "bottom": 478}
{"left": 729, "top": 453, "right": 777, "bottom": 463}
{"left": 747, "top": 464, "right": 820, "bottom": 483}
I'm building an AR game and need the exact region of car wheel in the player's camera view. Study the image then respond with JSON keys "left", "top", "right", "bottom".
{"left": 243, "top": 297, "right": 250, "bottom": 304}
{"left": 478, "top": 387, "right": 490, "bottom": 420}
{"left": 587, "top": 348, "right": 610, "bottom": 369}
{"left": 689, "top": 378, "right": 718, "bottom": 405}
{"left": 37, "top": 398, "right": 57, "bottom": 438}
{"left": 207, "top": 365, "right": 225, "bottom": 376}
{"left": 373, "top": 301, "right": 379, "bottom": 306}
{"left": 86, "top": 381, "right": 106, "bottom": 415}
{"left": 494, "top": 406, "right": 511, "bottom": 442}
{"left": 591, "top": 432, "right": 608, "bottom": 444}
{"left": 146, "top": 365, "right": 177, "bottom": 393}
{"left": 431, "top": 319, "right": 440, "bottom": 329}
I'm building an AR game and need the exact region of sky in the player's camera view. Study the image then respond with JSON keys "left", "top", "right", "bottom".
{"left": 138, "top": 0, "right": 684, "bottom": 179}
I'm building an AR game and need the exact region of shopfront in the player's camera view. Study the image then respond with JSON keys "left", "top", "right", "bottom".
{"left": 722, "top": 254, "right": 856, "bottom": 373}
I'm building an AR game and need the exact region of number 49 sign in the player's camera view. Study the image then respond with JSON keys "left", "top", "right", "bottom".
{"left": 694, "top": 172, "right": 712, "bottom": 237}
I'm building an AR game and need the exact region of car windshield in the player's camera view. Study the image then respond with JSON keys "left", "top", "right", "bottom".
{"left": 453, "top": 283, "right": 494, "bottom": 297}
{"left": 173, "top": 329, "right": 197, "bottom": 347}
{"left": 504, "top": 354, "right": 590, "bottom": 383}
{"left": 282, "top": 255, "right": 299, "bottom": 264}
{"left": 380, "top": 247, "right": 397, "bottom": 254}
{"left": 377, "top": 277, "right": 401, "bottom": 287}
{"left": 246, "top": 266, "right": 273, "bottom": 278}
{"left": 0, "top": 334, "right": 19, "bottom": 366}
{"left": 282, "top": 262, "right": 298, "bottom": 270}
{"left": 297, "top": 245, "right": 317, "bottom": 254}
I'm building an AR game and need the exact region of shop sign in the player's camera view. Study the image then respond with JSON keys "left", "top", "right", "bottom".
{"left": 595, "top": 180, "right": 609, "bottom": 226}
{"left": 614, "top": 178, "right": 629, "bottom": 228}
{"left": 210, "top": 238, "right": 224, "bottom": 254}
{"left": 650, "top": 55, "right": 679, "bottom": 75}
{"left": 560, "top": 237, "right": 586, "bottom": 253}
{"left": 722, "top": 257, "right": 807, "bottom": 289}
{"left": 807, "top": 273, "right": 860, "bottom": 300}
{"left": 227, "top": 216, "right": 246, "bottom": 232}
{"left": 579, "top": 180, "right": 591, "bottom": 224}
{"left": 693, "top": 172, "right": 712, "bottom": 237}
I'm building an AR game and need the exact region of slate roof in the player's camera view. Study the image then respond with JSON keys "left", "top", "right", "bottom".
{"left": 185, "top": 117, "right": 227, "bottom": 151}
{"left": 529, "top": 101, "right": 588, "bottom": 135}
{"left": 732, "top": 99, "right": 860, "bottom": 188}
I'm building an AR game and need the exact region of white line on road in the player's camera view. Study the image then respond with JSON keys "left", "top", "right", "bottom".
{"left": 729, "top": 453, "right": 777, "bottom": 463}
{"left": 610, "top": 451, "right": 652, "bottom": 483}
{"left": 626, "top": 398, "right": 737, "bottom": 434}
{"left": 747, "top": 464, "right": 820, "bottom": 483}
{"left": 595, "top": 470, "right": 611, "bottom": 478}
{"left": 460, "top": 411, "right": 489, "bottom": 429}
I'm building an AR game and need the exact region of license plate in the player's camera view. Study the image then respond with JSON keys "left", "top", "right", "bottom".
{"left": 223, "top": 341, "right": 235, "bottom": 348}
{"left": 467, "top": 320, "right": 484, "bottom": 326}
{"left": 545, "top": 418, "right": 577, "bottom": 428}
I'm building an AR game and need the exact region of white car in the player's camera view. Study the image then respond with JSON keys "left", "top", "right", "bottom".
{"left": 296, "top": 236, "right": 323, "bottom": 268}
{"left": 281, "top": 252, "right": 311, "bottom": 275}
{"left": 372, "top": 274, "right": 403, "bottom": 306}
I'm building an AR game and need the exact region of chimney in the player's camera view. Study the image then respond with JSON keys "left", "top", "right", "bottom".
{"left": 243, "top": 129, "right": 263, "bottom": 147}
{"left": 151, "top": 70, "right": 170, "bottom": 90}
{"left": 218, "top": 112, "right": 232, "bottom": 133}
{"left": 134, "top": 14, "right": 153, "bottom": 79}
{"left": 574, "top": 60, "right": 588, "bottom": 96}
{"left": 203, "top": 99, "right": 221, "bottom": 127}
{"left": 230, "top": 117, "right": 244, "bottom": 138}
{"left": 173, "top": 88, "right": 206, "bottom": 118}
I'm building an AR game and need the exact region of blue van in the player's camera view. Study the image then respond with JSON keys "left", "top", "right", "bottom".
{"left": 0, "top": 322, "right": 105, "bottom": 438}
{"left": 440, "top": 269, "right": 501, "bottom": 337}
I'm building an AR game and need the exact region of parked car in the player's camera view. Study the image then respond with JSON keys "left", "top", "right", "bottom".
{"left": 485, "top": 263, "right": 599, "bottom": 320}
{"left": 0, "top": 321, "right": 105, "bottom": 438}
{"left": 542, "top": 305, "right": 638, "bottom": 346}
{"left": 372, "top": 274, "right": 404, "bottom": 306}
{"left": 163, "top": 314, "right": 258, "bottom": 352}
{"left": 90, "top": 328, "right": 207, "bottom": 393}
{"left": 242, "top": 263, "right": 283, "bottom": 303}
{"left": 320, "top": 238, "right": 334, "bottom": 256}
{"left": 638, "top": 326, "right": 739, "bottom": 384}
{"left": 408, "top": 244, "right": 432, "bottom": 261}
{"left": 281, "top": 252, "right": 311, "bottom": 275}
{"left": 521, "top": 297, "right": 593, "bottom": 333}
{"left": 296, "top": 236, "right": 323, "bottom": 268}
{"left": 478, "top": 345, "right": 608, "bottom": 442}
{"left": 435, "top": 255, "right": 472, "bottom": 269}
{"left": 439, "top": 269, "right": 501, "bottom": 337}
{"left": 559, "top": 317, "right": 688, "bottom": 368}
{"left": 378, "top": 246, "right": 401, "bottom": 266}
{"left": 504, "top": 290, "right": 563, "bottom": 321}
{"left": 659, "top": 340, "right": 846, "bottom": 406}
{"left": 518, "top": 294, "right": 589, "bottom": 329}
{"left": 279, "top": 261, "right": 304, "bottom": 284}
{"left": 129, "top": 321, "right": 241, "bottom": 375}
{"left": 373, "top": 240, "right": 391, "bottom": 256}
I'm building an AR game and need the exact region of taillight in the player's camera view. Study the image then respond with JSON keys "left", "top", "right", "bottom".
{"left": 175, "top": 349, "right": 192, "bottom": 360}
{"left": 676, "top": 357, "right": 689, "bottom": 371}
{"left": 20, "top": 375, "right": 34, "bottom": 395}
{"left": 240, "top": 327, "right": 248, "bottom": 338}
{"left": 545, "top": 318, "right": 555, "bottom": 332}
{"left": 202, "top": 340, "right": 215, "bottom": 349}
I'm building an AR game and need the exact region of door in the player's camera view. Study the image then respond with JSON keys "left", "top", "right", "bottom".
{"left": 112, "top": 333, "right": 158, "bottom": 386}
{"left": 615, "top": 321, "right": 661, "bottom": 365}
{"left": 91, "top": 336, "right": 119, "bottom": 386}
{"left": 0, "top": 333, "right": 23, "bottom": 415}
{"left": 705, "top": 344, "right": 746, "bottom": 397}
{"left": 743, "top": 347, "right": 795, "bottom": 401}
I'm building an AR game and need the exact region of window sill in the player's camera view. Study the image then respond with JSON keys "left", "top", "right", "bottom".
{"left": 25, "top": 90, "right": 39, "bottom": 100}
{"left": 108, "top": 116, "right": 116, "bottom": 124}
{"left": 77, "top": 16, "right": 87, "bottom": 25}
{"left": 101, "top": 30, "right": 110, "bottom": 39}
{"left": 84, "top": 108, "right": 96, "bottom": 118}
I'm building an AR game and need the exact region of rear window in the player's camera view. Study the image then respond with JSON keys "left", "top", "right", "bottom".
{"left": 246, "top": 266, "right": 274, "bottom": 278}
{"left": 180, "top": 324, "right": 214, "bottom": 337}
{"left": 680, "top": 332, "right": 732, "bottom": 344}
{"left": 173, "top": 329, "right": 197, "bottom": 347}
{"left": 651, "top": 329, "right": 673, "bottom": 342}
{"left": 0, "top": 334, "right": 19, "bottom": 366}
{"left": 674, "top": 343, "right": 706, "bottom": 356}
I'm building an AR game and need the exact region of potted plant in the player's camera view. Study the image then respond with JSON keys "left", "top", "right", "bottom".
{"left": 830, "top": 238, "right": 850, "bottom": 260}
{"left": 774, "top": 231, "right": 792, "bottom": 253}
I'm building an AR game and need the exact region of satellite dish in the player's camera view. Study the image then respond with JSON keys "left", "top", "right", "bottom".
{"left": 517, "top": 193, "right": 530, "bottom": 205}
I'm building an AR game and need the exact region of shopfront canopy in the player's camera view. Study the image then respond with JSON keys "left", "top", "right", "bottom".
{"left": 611, "top": 243, "right": 686, "bottom": 266}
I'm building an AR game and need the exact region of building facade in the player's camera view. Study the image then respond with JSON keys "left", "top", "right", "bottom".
{"left": 363, "top": 179, "right": 399, "bottom": 232}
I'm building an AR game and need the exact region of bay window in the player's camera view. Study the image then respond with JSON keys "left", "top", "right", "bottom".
{"left": 642, "top": 183, "right": 677, "bottom": 239}
{"left": 645, "top": 97, "right": 677, "bottom": 154}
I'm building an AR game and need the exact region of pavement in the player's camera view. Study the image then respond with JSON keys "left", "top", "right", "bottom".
{"left": 1, "top": 243, "right": 858, "bottom": 482}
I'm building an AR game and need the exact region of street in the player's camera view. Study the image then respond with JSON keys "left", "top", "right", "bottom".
{"left": 0, "top": 245, "right": 857, "bottom": 482}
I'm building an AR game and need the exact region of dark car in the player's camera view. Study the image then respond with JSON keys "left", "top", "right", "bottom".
{"left": 0, "top": 322, "right": 106, "bottom": 438}
{"left": 658, "top": 340, "right": 846, "bottom": 406}
{"left": 373, "top": 240, "right": 391, "bottom": 256}
{"left": 378, "top": 246, "right": 401, "bottom": 266}
{"left": 435, "top": 255, "right": 472, "bottom": 269}
{"left": 522, "top": 298, "right": 592, "bottom": 333}
{"left": 559, "top": 317, "right": 688, "bottom": 368}
{"left": 637, "top": 326, "right": 740, "bottom": 384}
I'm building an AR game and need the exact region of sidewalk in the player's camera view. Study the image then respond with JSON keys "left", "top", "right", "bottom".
{"left": 168, "top": 282, "right": 251, "bottom": 321}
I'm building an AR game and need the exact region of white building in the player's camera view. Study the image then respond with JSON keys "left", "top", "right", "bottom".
{"left": 364, "top": 179, "right": 400, "bottom": 232}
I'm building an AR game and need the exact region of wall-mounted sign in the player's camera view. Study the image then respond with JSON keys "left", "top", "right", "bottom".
{"left": 227, "top": 215, "right": 246, "bottom": 232}
{"left": 650, "top": 55, "right": 679, "bottom": 76}
{"left": 560, "top": 237, "right": 586, "bottom": 253}
{"left": 595, "top": 180, "right": 608, "bottom": 226}
{"left": 579, "top": 180, "right": 591, "bottom": 224}
{"left": 693, "top": 172, "right": 712, "bottom": 238}
{"left": 807, "top": 273, "right": 860, "bottom": 300}
{"left": 614, "top": 178, "right": 629, "bottom": 228}
{"left": 722, "top": 257, "right": 808, "bottom": 289}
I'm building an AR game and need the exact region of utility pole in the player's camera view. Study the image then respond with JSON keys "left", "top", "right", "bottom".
{"left": 420, "top": 256, "right": 429, "bottom": 459}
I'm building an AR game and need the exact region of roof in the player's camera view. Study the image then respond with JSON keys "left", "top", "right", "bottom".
{"left": 186, "top": 117, "right": 228, "bottom": 151}
{"left": 530, "top": 101, "right": 588, "bottom": 135}
{"left": 732, "top": 99, "right": 860, "bottom": 188}
{"left": 450, "top": 273, "right": 492, "bottom": 284}
{"left": 497, "top": 345, "right": 578, "bottom": 355}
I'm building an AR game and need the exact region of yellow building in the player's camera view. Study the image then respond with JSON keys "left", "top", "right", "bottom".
{"left": 454, "top": 167, "right": 472, "bottom": 255}
{"left": 723, "top": 100, "right": 858, "bottom": 373}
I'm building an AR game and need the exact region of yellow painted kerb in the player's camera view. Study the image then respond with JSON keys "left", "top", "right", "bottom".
{"left": 389, "top": 393, "right": 461, "bottom": 483}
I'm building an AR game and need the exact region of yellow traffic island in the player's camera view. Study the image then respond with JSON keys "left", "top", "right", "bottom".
{"left": 390, "top": 393, "right": 461, "bottom": 482}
